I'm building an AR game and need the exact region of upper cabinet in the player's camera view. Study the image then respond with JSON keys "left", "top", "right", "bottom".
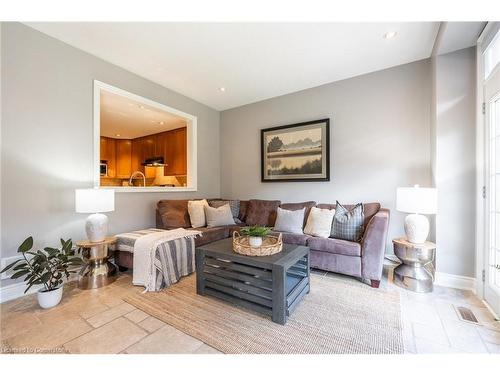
{"left": 164, "top": 127, "right": 187, "bottom": 176}
{"left": 100, "top": 137, "right": 116, "bottom": 178}
{"left": 131, "top": 135, "right": 156, "bottom": 178}
{"left": 116, "top": 139, "right": 132, "bottom": 178}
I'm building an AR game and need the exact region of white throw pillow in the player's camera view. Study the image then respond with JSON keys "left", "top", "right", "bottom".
{"left": 273, "top": 207, "right": 305, "bottom": 234}
{"left": 188, "top": 199, "right": 209, "bottom": 228}
{"left": 304, "top": 207, "right": 335, "bottom": 238}
{"left": 204, "top": 204, "right": 236, "bottom": 228}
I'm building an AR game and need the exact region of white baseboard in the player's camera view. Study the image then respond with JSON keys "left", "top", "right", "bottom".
{"left": 0, "top": 274, "right": 78, "bottom": 303}
{"left": 435, "top": 272, "right": 476, "bottom": 292}
{"left": 0, "top": 281, "right": 38, "bottom": 303}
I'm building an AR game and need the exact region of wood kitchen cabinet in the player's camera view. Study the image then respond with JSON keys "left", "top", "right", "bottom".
{"left": 164, "top": 127, "right": 187, "bottom": 176}
{"left": 142, "top": 135, "right": 157, "bottom": 178}
{"left": 131, "top": 138, "right": 141, "bottom": 175}
{"left": 102, "top": 127, "right": 187, "bottom": 183}
{"left": 100, "top": 137, "right": 116, "bottom": 178}
{"left": 131, "top": 135, "right": 156, "bottom": 178}
{"left": 116, "top": 139, "right": 132, "bottom": 178}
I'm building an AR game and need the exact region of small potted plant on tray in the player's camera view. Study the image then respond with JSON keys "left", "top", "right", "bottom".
{"left": 240, "top": 225, "right": 271, "bottom": 247}
{"left": 0, "top": 237, "right": 83, "bottom": 309}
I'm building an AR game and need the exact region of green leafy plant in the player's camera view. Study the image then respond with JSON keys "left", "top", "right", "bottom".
{"left": 240, "top": 225, "right": 271, "bottom": 237}
{"left": 0, "top": 237, "right": 84, "bottom": 294}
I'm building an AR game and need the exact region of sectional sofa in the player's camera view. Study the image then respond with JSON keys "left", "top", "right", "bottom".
{"left": 114, "top": 199, "right": 390, "bottom": 288}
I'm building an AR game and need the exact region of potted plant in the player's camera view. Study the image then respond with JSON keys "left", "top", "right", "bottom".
{"left": 0, "top": 237, "right": 83, "bottom": 309}
{"left": 240, "top": 225, "right": 271, "bottom": 247}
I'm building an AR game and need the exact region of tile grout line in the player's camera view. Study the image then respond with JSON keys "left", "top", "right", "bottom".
{"left": 61, "top": 304, "right": 150, "bottom": 353}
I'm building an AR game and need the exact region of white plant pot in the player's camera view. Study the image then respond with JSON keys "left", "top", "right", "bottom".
{"left": 37, "top": 285, "right": 63, "bottom": 309}
{"left": 249, "top": 236, "right": 263, "bottom": 247}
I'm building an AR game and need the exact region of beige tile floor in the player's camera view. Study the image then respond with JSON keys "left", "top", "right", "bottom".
{"left": 1, "top": 265, "right": 499, "bottom": 354}
{"left": 320, "top": 264, "right": 500, "bottom": 354}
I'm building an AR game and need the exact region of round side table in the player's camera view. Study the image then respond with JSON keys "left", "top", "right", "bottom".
{"left": 76, "top": 237, "right": 118, "bottom": 290}
{"left": 393, "top": 238, "right": 436, "bottom": 293}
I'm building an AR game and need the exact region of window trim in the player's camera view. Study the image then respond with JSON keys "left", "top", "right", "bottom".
{"left": 93, "top": 80, "right": 198, "bottom": 193}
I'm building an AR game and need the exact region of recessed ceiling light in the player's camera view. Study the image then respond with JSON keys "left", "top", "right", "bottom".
{"left": 159, "top": 121, "right": 165, "bottom": 125}
{"left": 383, "top": 31, "right": 397, "bottom": 39}
{"left": 115, "top": 134, "right": 121, "bottom": 137}
{"left": 218, "top": 87, "right": 226, "bottom": 92}
{"left": 139, "top": 105, "right": 145, "bottom": 109}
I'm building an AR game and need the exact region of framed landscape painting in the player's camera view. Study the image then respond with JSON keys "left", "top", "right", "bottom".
{"left": 261, "top": 119, "right": 330, "bottom": 182}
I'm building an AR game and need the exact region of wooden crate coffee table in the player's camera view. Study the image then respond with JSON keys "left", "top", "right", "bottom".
{"left": 195, "top": 237, "right": 310, "bottom": 325}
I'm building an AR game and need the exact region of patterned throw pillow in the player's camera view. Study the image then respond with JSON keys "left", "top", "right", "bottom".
{"left": 209, "top": 200, "right": 242, "bottom": 224}
{"left": 330, "top": 201, "right": 364, "bottom": 241}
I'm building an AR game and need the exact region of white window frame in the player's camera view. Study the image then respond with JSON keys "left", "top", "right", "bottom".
{"left": 476, "top": 23, "right": 500, "bottom": 300}
{"left": 93, "top": 80, "right": 198, "bottom": 193}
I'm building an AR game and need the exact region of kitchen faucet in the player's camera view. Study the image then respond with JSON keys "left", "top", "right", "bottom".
{"left": 129, "top": 171, "right": 146, "bottom": 187}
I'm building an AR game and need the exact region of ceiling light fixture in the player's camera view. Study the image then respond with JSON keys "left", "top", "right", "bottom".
{"left": 139, "top": 105, "right": 145, "bottom": 109}
{"left": 219, "top": 87, "right": 226, "bottom": 92}
{"left": 115, "top": 134, "right": 121, "bottom": 137}
{"left": 383, "top": 31, "right": 398, "bottom": 39}
{"left": 159, "top": 121, "right": 165, "bottom": 125}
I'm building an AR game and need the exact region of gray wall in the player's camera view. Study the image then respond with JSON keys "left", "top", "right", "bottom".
{"left": 220, "top": 59, "right": 433, "bottom": 252}
{"left": 1, "top": 23, "right": 221, "bottom": 265}
{"left": 0, "top": 22, "right": 478, "bottom": 282}
{"left": 434, "top": 47, "right": 476, "bottom": 277}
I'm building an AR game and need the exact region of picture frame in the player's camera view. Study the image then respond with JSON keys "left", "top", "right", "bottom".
{"left": 261, "top": 118, "right": 330, "bottom": 182}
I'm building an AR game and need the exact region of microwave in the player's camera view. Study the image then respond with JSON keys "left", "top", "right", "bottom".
{"left": 100, "top": 160, "right": 108, "bottom": 176}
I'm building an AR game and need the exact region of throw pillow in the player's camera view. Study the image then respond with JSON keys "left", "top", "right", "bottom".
{"left": 187, "top": 199, "right": 209, "bottom": 228}
{"left": 209, "top": 199, "right": 242, "bottom": 223}
{"left": 330, "top": 201, "right": 364, "bottom": 241}
{"left": 303, "top": 207, "right": 335, "bottom": 238}
{"left": 280, "top": 201, "right": 316, "bottom": 226}
{"left": 273, "top": 207, "right": 305, "bottom": 234}
{"left": 157, "top": 199, "right": 191, "bottom": 229}
{"left": 204, "top": 204, "right": 236, "bottom": 228}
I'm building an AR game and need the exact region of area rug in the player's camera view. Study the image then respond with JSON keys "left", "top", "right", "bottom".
{"left": 125, "top": 274, "right": 403, "bottom": 354}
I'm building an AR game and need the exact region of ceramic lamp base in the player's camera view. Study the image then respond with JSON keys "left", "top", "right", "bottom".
{"left": 85, "top": 213, "right": 109, "bottom": 242}
{"left": 404, "top": 213, "right": 429, "bottom": 244}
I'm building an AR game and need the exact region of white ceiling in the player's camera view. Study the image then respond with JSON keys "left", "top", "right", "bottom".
{"left": 26, "top": 22, "right": 447, "bottom": 110}
{"left": 100, "top": 90, "right": 186, "bottom": 139}
{"left": 435, "top": 22, "right": 486, "bottom": 55}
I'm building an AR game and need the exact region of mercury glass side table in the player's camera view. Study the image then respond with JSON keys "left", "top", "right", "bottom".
{"left": 392, "top": 238, "right": 436, "bottom": 293}
{"left": 76, "top": 236, "right": 118, "bottom": 289}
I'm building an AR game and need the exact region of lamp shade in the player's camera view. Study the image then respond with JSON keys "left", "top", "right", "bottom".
{"left": 75, "top": 188, "right": 115, "bottom": 213}
{"left": 396, "top": 186, "right": 437, "bottom": 214}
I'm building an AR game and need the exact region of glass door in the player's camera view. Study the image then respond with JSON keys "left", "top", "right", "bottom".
{"left": 484, "top": 63, "right": 500, "bottom": 316}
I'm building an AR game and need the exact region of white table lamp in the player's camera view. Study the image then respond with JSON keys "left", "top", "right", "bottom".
{"left": 396, "top": 185, "right": 437, "bottom": 244}
{"left": 75, "top": 188, "right": 115, "bottom": 242}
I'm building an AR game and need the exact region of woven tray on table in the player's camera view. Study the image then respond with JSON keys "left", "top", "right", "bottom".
{"left": 232, "top": 231, "right": 283, "bottom": 256}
